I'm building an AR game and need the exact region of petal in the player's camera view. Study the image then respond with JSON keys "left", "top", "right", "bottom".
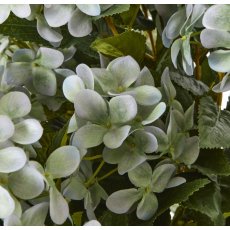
{"left": 151, "top": 164, "right": 176, "bottom": 193}
{"left": 0, "top": 91, "right": 31, "bottom": 119}
{"left": 21, "top": 202, "right": 49, "bottom": 226}
{"left": 67, "top": 114, "right": 78, "bottom": 133}
{"left": 11, "top": 4, "right": 31, "bottom": 18}
{"left": 103, "top": 146, "right": 125, "bottom": 164}
{"left": 73, "top": 124, "right": 107, "bottom": 149}
{"left": 136, "top": 192, "right": 158, "bottom": 220}
{"left": 11, "top": 119, "right": 43, "bottom": 145}
{"left": 77, "top": 4, "right": 101, "bottom": 16}
{"left": 208, "top": 50, "right": 230, "bottom": 73}
{"left": 63, "top": 75, "right": 85, "bottom": 102}
{"left": 135, "top": 66, "right": 155, "bottom": 87}
{"left": 107, "top": 56, "right": 140, "bottom": 88}
{"left": 171, "top": 38, "right": 182, "bottom": 68}
{"left": 37, "top": 15, "right": 63, "bottom": 43}
{"left": 128, "top": 162, "right": 152, "bottom": 187}
{"left": 142, "top": 102, "right": 166, "bottom": 125}
{"left": 44, "top": 4, "right": 74, "bottom": 27}
{"left": 0, "top": 186, "right": 15, "bottom": 219}
{"left": 202, "top": 4, "right": 230, "bottom": 31}
{"left": 68, "top": 9, "right": 92, "bottom": 37}
{"left": 0, "top": 115, "right": 15, "bottom": 142}
{"left": 46, "top": 146, "right": 81, "bottom": 179}
{"left": 0, "top": 147, "right": 26, "bottom": 173}
{"left": 76, "top": 63, "right": 94, "bottom": 90}
{"left": 32, "top": 66, "right": 57, "bottom": 96}
{"left": 8, "top": 163, "right": 45, "bottom": 200}
{"left": 127, "top": 85, "right": 162, "bottom": 106}
{"left": 213, "top": 73, "right": 230, "bottom": 93}
{"left": 74, "top": 89, "right": 108, "bottom": 123}
{"left": 109, "top": 95, "right": 137, "bottom": 124}
{"left": 50, "top": 186, "right": 69, "bottom": 225}
{"left": 0, "top": 5, "right": 10, "bottom": 24}
{"left": 35, "top": 47, "right": 64, "bottom": 69}
{"left": 103, "top": 125, "right": 131, "bottom": 149}
{"left": 106, "top": 188, "right": 141, "bottom": 214}
{"left": 12, "top": 49, "right": 35, "bottom": 62}
{"left": 166, "top": 177, "right": 186, "bottom": 189}
{"left": 5, "top": 62, "right": 32, "bottom": 86}
{"left": 84, "top": 220, "right": 101, "bottom": 226}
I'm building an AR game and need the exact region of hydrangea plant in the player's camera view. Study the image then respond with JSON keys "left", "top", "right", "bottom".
{"left": 0, "top": 3, "right": 230, "bottom": 226}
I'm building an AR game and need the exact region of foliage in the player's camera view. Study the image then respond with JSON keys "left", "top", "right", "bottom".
{"left": 0, "top": 3, "right": 229, "bottom": 226}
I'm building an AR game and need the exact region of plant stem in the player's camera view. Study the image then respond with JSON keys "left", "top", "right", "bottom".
{"left": 190, "top": 30, "right": 201, "bottom": 38}
{"left": 98, "top": 167, "right": 118, "bottom": 182}
{"left": 105, "top": 17, "right": 118, "bottom": 35}
{"left": 217, "top": 72, "right": 224, "bottom": 108}
{"left": 85, "top": 160, "right": 105, "bottom": 188}
{"left": 83, "top": 155, "right": 103, "bottom": 161}
{"left": 194, "top": 45, "right": 201, "bottom": 81}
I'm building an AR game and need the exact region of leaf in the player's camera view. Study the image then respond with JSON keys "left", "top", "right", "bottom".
{"left": 46, "top": 145, "right": 81, "bottom": 179}
{"left": 94, "top": 4, "right": 130, "bottom": 20}
{"left": 0, "top": 115, "right": 15, "bottom": 142}
{"left": 184, "top": 183, "right": 225, "bottom": 225}
{"left": 99, "top": 210, "right": 129, "bottom": 226}
{"left": 91, "top": 31, "right": 146, "bottom": 63}
{"left": 198, "top": 96, "right": 230, "bottom": 148}
{"left": 170, "top": 71, "right": 209, "bottom": 96}
{"left": 193, "top": 149, "right": 230, "bottom": 176}
{"left": 155, "top": 179, "right": 210, "bottom": 218}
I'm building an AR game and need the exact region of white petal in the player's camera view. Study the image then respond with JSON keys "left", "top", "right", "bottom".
{"left": 76, "top": 64, "right": 94, "bottom": 89}
{"left": 77, "top": 4, "right": 101, "bottom": 16}
{"left": 0, "top": 115, "right": 15, "bottom": 142}
{"left": 0, "top": 5, "right": 10, "bottom": 24}
{"left": 11, "top": 4, "right": 31, "bottom": 18}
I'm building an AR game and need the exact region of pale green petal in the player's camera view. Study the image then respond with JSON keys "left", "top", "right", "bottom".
{"left": 107, "top": 56, "right": 140, "bottom": 88}
{"left": 50, "top": 186, "right": 69, "bottom": 225}
{"left": 11, "top": 119, "right": 43, "bottom": 145}
{"left": 74, "top": 124, "right": 107, "bottom": 149}
{"left": 109, "top": 95, "right": 137, "bottom": 124}
{"left": 142, "top": 102, "right": 166, "bottom": 125}
{"left": 136, "top": 192, "right": 158, "bottom": 220}
{"left": 0, "top": 147, "right": 26, "bottom": 173}
{"left": 166, "top": 177, "right": 186, "bottom": 189}
{"left": 171, "top": 38, "right": 182, "bottom": 68}
{"left": 103, "top": 146, "right": 124, "bottom": 164}
{"left": 77, "top": 4, "right": 101, "bottom": 16}
{"left": 63, "top": 75, "right": 85, "bottom": 102}
{"left": 68, "top": 9, "right": 92, "bottom": 37}
{"left": 0, "top": 186, "right": 15, "bottom": 219}
{"left": 103, "top": 125, "right": 131, "bottom": 149}
{"left": 135, "top": 66, "right": 155, "bottom": 87}
{"left": 11, "top": 5, "right": 31, "bottom": 18}
{"left": 8, "top": 163, "right": 44, "bottom": 200}
{"left": 0, "top": 115, "right": 15, "bottom": 142}
{"left": 12, "top": 49, "right": 35, "bottom": 62}
{"left": 106, "top": 188, "right": 141, "bottom": 214}
{"left": 74, "top": 89, "right": 108, "bottom": 123}
{"left": 46, "top": 146, "right": 81, "bottom": 179}
{"left": 76, "top": 63, "right": 94, "bottom": 90}
{"left": 67, "top": 114, "right": 78, "bottom": 133}
{"left": 0, "top": 91, "right": 31, "bottom": 119}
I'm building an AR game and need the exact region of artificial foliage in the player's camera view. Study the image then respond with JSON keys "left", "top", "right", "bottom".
{"left": 0, "top": 4, "right": 230, "bottom": 226}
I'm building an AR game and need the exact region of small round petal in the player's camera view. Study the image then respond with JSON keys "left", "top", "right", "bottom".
{"left": 0, "top": 115, "right": 15, "bottom": 142}
{"left": 0, "top": 5, "right": 10, "bottom": 24}
{"left": 109, "top": 95, "right": 137, "bottom": 124}
{"left": 135, "top": 66, "right": 155, "bottom": 87}
{"left": 11, "top": 119, "right": 43, "bottom": 145}
{"left": 77, "top": 4, "right": 101, "bottom": 16}
{"left": 0, "top": 186, "right": 15, "bottom": 219}
{"left": 74, "top": 89, "right": 108, "bottom": 123}
{"left": 103, "top": 146, "right": 124, "bottom": 164}
{"left": 12, "top": 49, "right": 35, "bottom": 62}
{"left": 73, "top": 124, "right": 107, "bottom": 149}
{"left": 84, "top": 220, "right": 101, "bottom": 226}
{"left": 11, "top": 5, "right": 31, "bottom": 18}
{"left": 166, "top": 177, "right": 186, "bottom": 189}
{"left": 103, "top": 125, "right": 131, "bottom": 149}
{"left": 142, "top": 102, "right": 166, "bottom": 125}
{"left": 68, "top": 9, "right": 92, "bottom": 37}
{"left": 106, "top": 188, "right": 141, "bottom": 214}
{"left": 63, "top": 75, "right": 85, "bottom": 102}
{"left": 0, "top": 147, "right": 27, "bottom": 173}
{"left": 46, "top": 146, "right": 81, "bottom": 179}
{"left": 8, "top": 163, "right": 45, "bottom": 200}
{"left": 44, "top": 4, "right": 75, "bottom": 27}
{"left": 0, "top": 91, "right": 31, "bottom": 119}
{"left": 136, "top": 192, "right": 158, "bottom": 220}
{"left": 50, "top": 186, "right": 69, "bottom": 225}
{"left": 35, "top": 47, "right": 64, "bottom": 69}
{"left": 107, "top": 56, "right": 140, "bottom": 88}
{"left": 32, "top": 66, "right": 57, "bottom": 96}
{"left": 76, "top": 64, "right": 94, "bottom": 90}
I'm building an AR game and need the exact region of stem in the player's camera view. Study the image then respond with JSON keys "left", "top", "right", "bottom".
{"left": 105, "top": 17, "right": 118, "bottom": 35}
{"left": 98, "top": 167, "right": 118, "bottom": 182}
{"left": 85, "top": 160, "right": 105, "bottom": 188}
{"left": 194, "top": 45, "right": 201, "bottom": 80}
{"left": 190, "top": 31, "right": 201, "bottom": 38}
{"left": 217, "top": 72, "right": 224, "bottom": 108}
{"left": 83, "top": 155, "right": 103, "bottom": 161}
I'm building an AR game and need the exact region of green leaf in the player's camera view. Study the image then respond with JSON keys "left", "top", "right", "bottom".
{"left": 91, "top": 31, "right": 146, "bottom": 63}
{"left": 94, "top": 4, "right": 130, "bottom": 20}
{"left": 155, "top": 179, "right": 210, "bottom": 218}
{"left": 99, "top": 210, "right": 129, "bottom": 226}
{"left": 193, "top": 149, "right": 230, "bottom": 176}
{"left": 198, "top": 96, "right": 230, "bottom": 148}
{"left": 184, "top": 183, "right": 225, "bottom": 225}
